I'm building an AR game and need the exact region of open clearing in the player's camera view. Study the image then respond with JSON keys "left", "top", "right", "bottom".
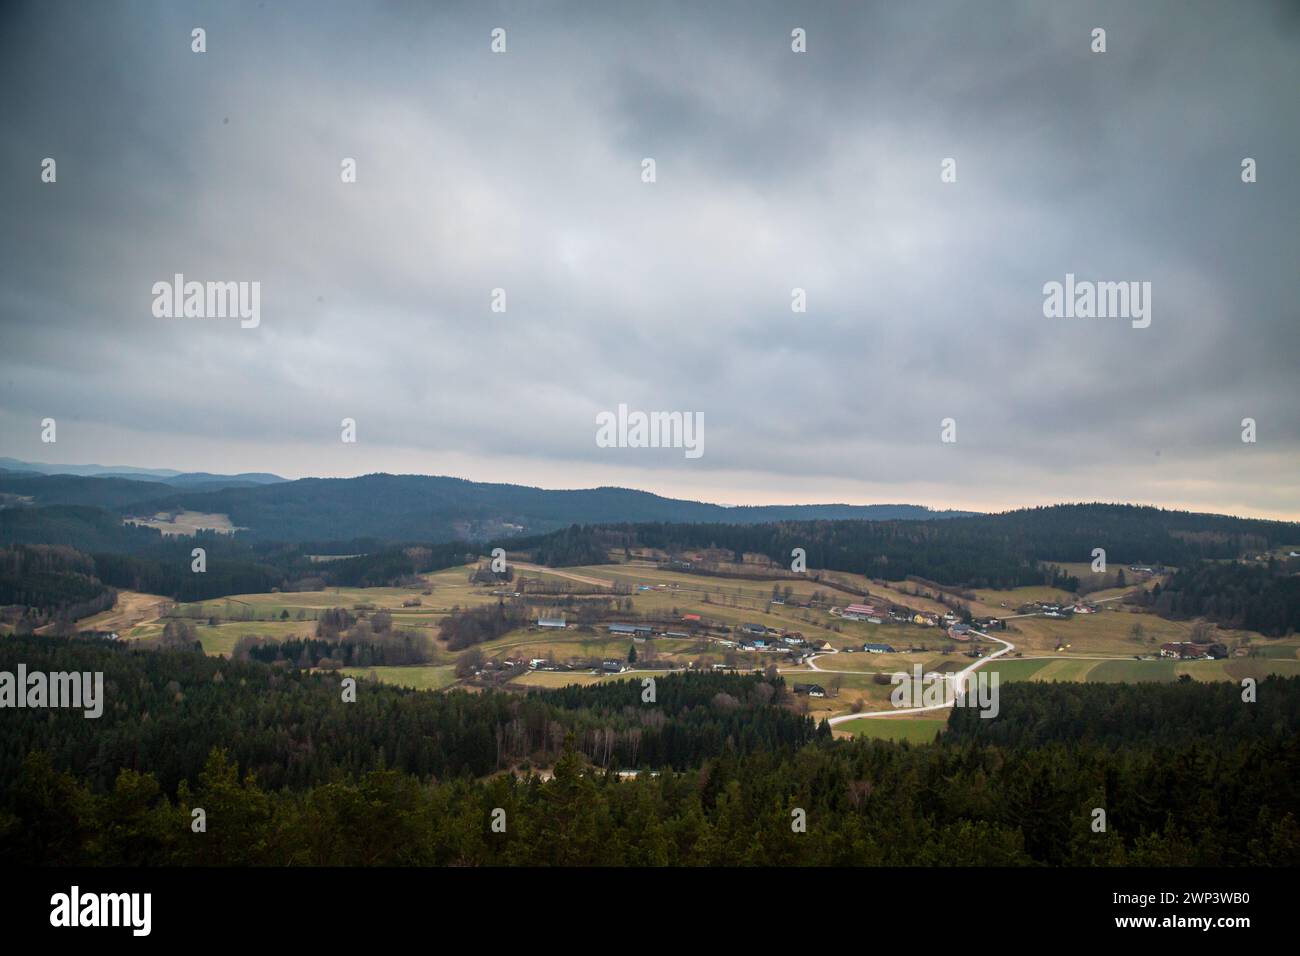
{"left": 64, "top": 589, "right": 171, "bottom": 635}
{"left": 125, "top": 511, "right": 244, "bottom": 535}
{"left": 340, "top": 665, "right": 458, "bottom": 691}
{"left": 986, "top": 655, "right": 1300, "bottom": 684}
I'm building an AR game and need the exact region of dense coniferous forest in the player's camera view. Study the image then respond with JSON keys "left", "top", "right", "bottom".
{"left": 0, "top": 638, "right": 819, "bottom": 794}
{"left": 0, "top": 536, "right": 477, "bottom": 605}
{"left": 1138, "top": 560, "right": 1300, "bottom": 636}
{"left": 236, "top": 624, "right": 436, "bottom": 669}
{"left": 0, "top": 504, "right": 164, "bottom": 553}
{"left": 1, "top": 637, "right": 1295, "bottom": 867}
{"left": 946, "top": 679, "right": 1300, "bottom": 747}
{"left": 0, "top": 545, "right": 117, "bottom": 625}
{"left": 509, "top": 504, "right": 1300, "bottom": 597}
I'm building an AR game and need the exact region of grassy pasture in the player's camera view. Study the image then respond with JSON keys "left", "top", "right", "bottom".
{"left": 132, "top": 620, "right": 320, "bottom": 656}
{"left": 125, "top": 511, "right": 242, "bottom": 535}
{"left": 834, "top": 717, "right": 948, "bottom": 743}
{"left": 340, "top": 665, "right": 458, "bottom": 691}
{"left": 508, "top": 670, "right": 621, "bottom": 688}
{"left": 984, "top": 659, "right": 1052, "bottom": 682}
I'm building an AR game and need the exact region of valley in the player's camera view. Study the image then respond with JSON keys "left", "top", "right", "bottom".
{"left": 75, "top": 551, "right": 1300, "bottom": 740}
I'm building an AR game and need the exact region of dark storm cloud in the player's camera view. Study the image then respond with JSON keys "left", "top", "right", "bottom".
{"left": 0, "top": 0, "right": 1296, "bottom": 516}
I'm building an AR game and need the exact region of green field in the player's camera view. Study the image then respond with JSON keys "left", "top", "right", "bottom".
{"left": 339, "top": 665, "right": 458, "bottom": 691}
{"left": 984, "top": 659, "right": 1052, "bottom": 682}
{"left": 1252, "top": 642, "right": 1299, "bottom": 660}
{"left": 1089, "top": 659, "right": 1177, "bottom": 682}
{"left": 509, "top": 670, "right": 620, "bottom": 688}
{"left": 984, "top": 655, "right": 1300, "bottom": 685}
{"left": 835, "top": 717, "right": 949, "bottom": 742}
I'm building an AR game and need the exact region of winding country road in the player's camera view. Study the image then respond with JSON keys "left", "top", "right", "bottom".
{"left": 825, "top": 628, "right": 1016, "bottom": 724}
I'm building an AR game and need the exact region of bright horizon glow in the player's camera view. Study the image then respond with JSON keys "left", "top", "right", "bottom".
{"left": 6, "top": 448, "right": 1297, "bottom": 523}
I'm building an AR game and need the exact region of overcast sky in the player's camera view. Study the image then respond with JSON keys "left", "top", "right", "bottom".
{"left": 1, "top": 1, "right": 1297, "bottom": 518}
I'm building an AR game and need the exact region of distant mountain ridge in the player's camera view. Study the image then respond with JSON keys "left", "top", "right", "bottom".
{"left": 0, "top": 468, "right": 976, "bottom": 542}
{"left": 0, "top": 458, "right": 284, "bottom": 485}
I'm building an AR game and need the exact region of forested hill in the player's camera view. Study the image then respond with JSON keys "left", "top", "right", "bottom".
{"left": 0, "top": 471, "right": 973, "bottom": 542}
{"left": 3, "top": 637, "right": 1296, "bottom": 867}
{"left": 123, "top": 474, "right": 977, "bottom": 540}
{"left": 515, "top": 503, "right": 1300, "bottom": 590}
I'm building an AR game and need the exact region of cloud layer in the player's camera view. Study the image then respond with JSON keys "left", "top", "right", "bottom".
{"left": 1, "top": 0, "right": 1297, "bottom": 517}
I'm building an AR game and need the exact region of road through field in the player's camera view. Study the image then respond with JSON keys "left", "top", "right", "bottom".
{"left": 825, "top": 628, "right": 1016, "bottom": 724}
{"left": 513, "top": 563, "right": 615, "bottom": 589}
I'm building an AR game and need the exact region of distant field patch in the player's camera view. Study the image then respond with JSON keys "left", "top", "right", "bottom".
{"left": 1251, "top": 642, "right": 1298, "bottom": 660}
{"left": 1089, "top": 659, "right": 1177, "bottom": 682}
{"left": 973, "top": 585, "right": 1074, "bottom": 607}
{"left": 984, "top": 659, "right": 1051, "bottom": 682}
{"left": 1025, "top": 659, "right": 1101, "bottom": 682}
{"left": 510, "top": 670, "right": 615, "bottom": 688}
{"left": 1217, "top": 658, "right": 1300, "bottom": 682}
{"left": 125, "top": 511, "right": 243, "bottom": 535}
{"left": 340, "top": 665, "right": 457, "bottom": 691}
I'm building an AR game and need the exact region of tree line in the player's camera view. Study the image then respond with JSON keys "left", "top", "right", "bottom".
{"left": 0, "top": 544, "right": 117, "bottom": 627}
{"left": 508, "top": 505, "right": 1298, "bottom": 588}
{"left": 1136, "top": 560, "right": 1300, "bottom": 636}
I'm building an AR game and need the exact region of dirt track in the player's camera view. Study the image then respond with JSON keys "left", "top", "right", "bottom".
{"left": 512, "top": 563, "right": 615, "bottom": 589}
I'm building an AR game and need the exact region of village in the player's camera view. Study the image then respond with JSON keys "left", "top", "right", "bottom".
{"left": 491, "top": 591, "right": 1026, "bottom": 684}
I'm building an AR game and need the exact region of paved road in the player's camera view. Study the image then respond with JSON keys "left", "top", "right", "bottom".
{"left": 826, "top": 628, "right": 1016, "bottom": 725}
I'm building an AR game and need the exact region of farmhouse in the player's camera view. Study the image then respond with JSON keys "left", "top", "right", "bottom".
{"left": 793, "top": 683, "right": 827, "bottom": 698}
{"left": 1159, "top": 642, "right": 1209, "bottom": 660}
{"left": 947, "top": 624, "right": 972, "bottom": 641}
{"left": 602, "top": 659, "right": 628, "bottom": 673}
{"left": 863, "top": 643, "right": 896, "bottom": 654}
